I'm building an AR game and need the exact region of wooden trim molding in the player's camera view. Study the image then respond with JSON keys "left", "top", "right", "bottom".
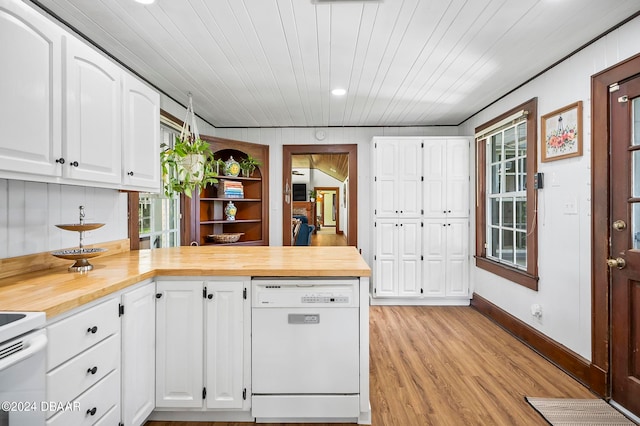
{"left": 471, "top": 293, "right": 592, "bottom": 388}
{"left": 282, "top": 144, "right": 358, "bottom": 247}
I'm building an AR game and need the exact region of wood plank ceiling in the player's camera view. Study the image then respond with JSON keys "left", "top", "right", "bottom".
{"left": 292, "top": 154, "right": 349, "bottom": 182}
{"left": 29, "top": 0, "right": 640, "bottom": 128}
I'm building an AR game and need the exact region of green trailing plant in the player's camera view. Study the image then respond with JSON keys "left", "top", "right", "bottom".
{"left": 239, "top": 154, "right": 262, "bottom": 177}
{"left": 160, "top": 135, "right": 219, "bottom": 198}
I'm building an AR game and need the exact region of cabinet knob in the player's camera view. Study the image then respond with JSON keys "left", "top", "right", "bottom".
{"left": 86, "top": 407, "right": 97, "bottom": 416}
{"left": 55, "top": 158, "right": 65, "bottom": 164}
{"left": 127, "top": 171, "right": 134, "bottom": 176}
{"left": 155, "top": 293, "right": 163, "bottom": 299}
{"left": 207, "top": 294, "right": 213, "bottom": 300}
{"left": 87, "top": 366, "right": 98, "bottom": 375}
{"left": 87, "top": 326, "right": 98, "bottom": 334}
{"left": 70, "top": 161, "right": 79, "bottom": 167}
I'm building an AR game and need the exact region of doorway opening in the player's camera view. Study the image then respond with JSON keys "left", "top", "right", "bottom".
{"left": 283, "top": 144, "right": 357, "bottom": 247}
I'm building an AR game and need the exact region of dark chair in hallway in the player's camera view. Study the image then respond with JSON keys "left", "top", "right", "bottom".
{"left": 293, "top": 215, "right": 315, "bottom": 246}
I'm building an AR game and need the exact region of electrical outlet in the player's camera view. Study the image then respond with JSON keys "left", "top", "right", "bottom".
{"left": 531, "top": 304, "right": 542, "bottom": 319}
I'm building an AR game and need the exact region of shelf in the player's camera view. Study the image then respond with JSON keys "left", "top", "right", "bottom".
{"left": 217, "top": 176, "right": 261, "bottom": 182}
{"left": 200, "top": 198, "right": 261, "bottom": 202}
{"left": 200, "top": 219, "right": 262, "bottom": 225}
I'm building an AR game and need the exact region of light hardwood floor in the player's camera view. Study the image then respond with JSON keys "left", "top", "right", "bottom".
{"left": 146, "top": 305, "right": 595, "bottom": 426}
{"left": 310, "top": 226, "right": 347, "bottom": 246}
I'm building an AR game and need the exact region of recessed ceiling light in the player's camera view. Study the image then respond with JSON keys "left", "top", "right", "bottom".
{"left": 331, "top": 88, "right": 346, "bottom": 96}
{"left": 134, "top": 0, "right": 155, "bottom": 4}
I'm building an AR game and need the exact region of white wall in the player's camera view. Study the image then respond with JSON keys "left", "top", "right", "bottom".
{"left": 458, "top": 16, "right": 640, "bottom": 360}
{"left": 214, "top": 126, "right": 459, "bottom": 264}
{"left": 0, "top": 179, "right": 128, "bottom": 258}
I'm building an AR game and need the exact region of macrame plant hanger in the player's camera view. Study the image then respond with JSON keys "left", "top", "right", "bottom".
{"left": 180, "top": 92, "right": 200, "bottom": 143}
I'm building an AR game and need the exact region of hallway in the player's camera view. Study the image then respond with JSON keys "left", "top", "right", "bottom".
{"left": 310, "top": 226, "right": 347, "bottom": 246}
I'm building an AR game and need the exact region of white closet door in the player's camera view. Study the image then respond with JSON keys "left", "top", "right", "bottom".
{"left": 398, "top": 218, "right": 422, "bottom": 297}
{"left": 446, "top": 139, "right": 470, "bottom": 218}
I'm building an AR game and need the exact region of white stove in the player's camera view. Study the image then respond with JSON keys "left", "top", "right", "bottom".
{"left": 0, "top": 311, "right": 47, "bottom": 426}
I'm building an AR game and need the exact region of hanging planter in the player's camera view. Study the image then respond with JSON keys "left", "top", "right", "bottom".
{"left": 160, "top": 93, "right": 219, "bottom": 198}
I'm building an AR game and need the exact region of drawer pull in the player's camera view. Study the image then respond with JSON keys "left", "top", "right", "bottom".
{"left": 87, "top": 326, "right": 98, "bottom": 334}
{"left": 87, "top": 366, "right": 98, "bottom": 375}
{"left": 86, "top": 407, "right": 97, "bottom": 416}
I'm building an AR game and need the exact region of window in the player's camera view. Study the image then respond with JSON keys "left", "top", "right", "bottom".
{"left": 138, "top": 123, "right": 181, "bottom": 249}
{"left": 475, "top": 98, "right": 539, "bottom": 290}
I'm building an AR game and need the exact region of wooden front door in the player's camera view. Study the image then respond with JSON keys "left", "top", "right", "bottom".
{"left": 609, "top": 74, "right": 640, "bottom": 417}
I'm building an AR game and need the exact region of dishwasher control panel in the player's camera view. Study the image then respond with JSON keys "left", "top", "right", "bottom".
{"left": 252, "top": 279, "right": 359, "bottom": 308}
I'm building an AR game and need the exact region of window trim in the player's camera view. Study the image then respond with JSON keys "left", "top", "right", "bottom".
{"left": 475, "top": 98, "right": 539, "bottom": 291}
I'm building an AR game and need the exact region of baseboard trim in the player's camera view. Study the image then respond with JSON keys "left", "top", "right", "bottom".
{"left": 370, "top": 296, "right": 470, "bottom": 306}
{"left": 471, "top": 293, "right": 591, "bottom": 389}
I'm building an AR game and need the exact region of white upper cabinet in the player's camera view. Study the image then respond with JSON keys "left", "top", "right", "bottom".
{"left": 0, "top": 0, "right": 62, "bottom": 176}
{"left": 374, "top": 138, "right": 422, "bottom": 218}
{"left": 423, "top": 138, "right": 470, "bottom": 218}
{"left": 122, "top": 74, "right": 160, "bottom": 191}
{"left": 0, "top": 0, "right": 160, "bottom": 191}
{"left": 64, "top": 36, "right": 122, "bottom": 185}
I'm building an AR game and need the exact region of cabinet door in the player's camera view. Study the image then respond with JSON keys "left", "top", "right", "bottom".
{"left": 398, "top": 219, "right": 422, "bottom": 297}
{"left": 64, "top": 36, "right": 121, "bottom": 185}
{"left": 0, "top": 0, "right": 62, "bottom": 177}
{"left": 423, "top": 140, "right": 447, "bottom": 218}
{"left": 121, "top": 282, "right": 155, "bottom": 426}
{"left": 205, "top": 281, "right": 245, "bottom": 409}
{"left": 445, "top": 218, "right": 469, "bottom": 297}
{"left": 397, "top": 141, "right": 422, "bottom": 217}
{"left": 123, "top": 74, "right": 160, "bottom": 191}
{"left": 374, "top": 141, "right": 398, "bottom": 217}
{"left": 446, "top": 139, "right": 470, "bottom": 218}
{"left": 156, "top": 281, "right": 203, "bottom": 408}
{"left": 373, "top": 219, "right": 398, "bottom": 297}
{"left": 423, "top": 219, "right": 446, "bottom": 297}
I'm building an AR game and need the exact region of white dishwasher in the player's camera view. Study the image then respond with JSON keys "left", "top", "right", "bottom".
{"left": 252, "top": 278, "right": 360, "bottom": 421}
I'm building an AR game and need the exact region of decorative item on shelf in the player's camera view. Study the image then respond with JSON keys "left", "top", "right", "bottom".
{"left": 224, "top": 156, "right": 241, "bottom": 177}
{"left": 51, "top": 206, "right": 107, "bottom": 272}
{"left": 309, "top": 189, "right": 316, "bottom": 203}
{"left": 220, "top": 179, "right": 244, "bottom": 198}
{"left": 160, "top": 93, "right": 219, "bottom": 198}
{"left": 240, "top": 154, "right": 261, "bottom": 177}
{"left": 206, "top": 232, "right": 244, "bottom": 244}
{"left": 225, "top": 201, "right": 238, "bottom": 221}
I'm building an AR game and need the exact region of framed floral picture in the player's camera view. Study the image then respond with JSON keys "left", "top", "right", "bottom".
{"left": 541, "top": 101, "right": 583, "bottom": 162}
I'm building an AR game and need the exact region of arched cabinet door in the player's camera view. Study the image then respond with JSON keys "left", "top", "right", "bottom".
{"left": 64, "top": 35, "right": 122, "bottom": 185}
{"left": 0, "top": 0, "right": 62, "bottom": 177}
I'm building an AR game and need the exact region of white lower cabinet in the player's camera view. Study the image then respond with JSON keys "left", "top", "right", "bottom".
{"left": 423, "top": 218, "right": 470, "bottom": 298}
{"left": 155, "top": 280, "right": 204, "bottom": 408}
{"left": 373, "top": 217, "right": 422, "bottom": 298}
{"left": 46, "top": 297, "right": 121, "bottom": 425}
{"left": 121, "top": 281, "right": 156, "bottom": 425}
{"left": 155, "top": 278, "right": 249, "bottom": 412}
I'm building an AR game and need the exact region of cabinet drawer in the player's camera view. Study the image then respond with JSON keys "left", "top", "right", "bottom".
{"left": 46, "top": 369, "right": 119, "bottom": 426}
{"left": 47, "top": 334, "right": 119, "bottom": 413}
{"left": 47, "top": 298, "right": 119, "bottom": 370}
{"left": 92, "top": 404, "right": 120, "bottom": 426}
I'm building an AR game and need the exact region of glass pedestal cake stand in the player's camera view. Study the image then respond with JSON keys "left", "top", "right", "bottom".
{"left": 51, "top": 206, "right": 107, "bottom": 272}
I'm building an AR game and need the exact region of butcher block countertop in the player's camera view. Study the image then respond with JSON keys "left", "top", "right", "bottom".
{"left": 0, "top": 246, "right": 371, "bottom": 318}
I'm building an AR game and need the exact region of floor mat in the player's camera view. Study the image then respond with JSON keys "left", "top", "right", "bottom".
{"left": 525, "top": 397, "right": 637, "bottom": 425}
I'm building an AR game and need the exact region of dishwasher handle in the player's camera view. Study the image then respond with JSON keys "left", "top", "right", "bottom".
{"left": 0, "top": 332, "right": 47, "bottom": 372}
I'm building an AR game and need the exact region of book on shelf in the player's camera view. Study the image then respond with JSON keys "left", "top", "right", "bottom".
{"left": 219, "top": 179, "right": 244, "bottom": 198}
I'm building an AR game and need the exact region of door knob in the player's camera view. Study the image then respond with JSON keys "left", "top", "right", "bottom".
{"left": 606, "top": 257, "right": 626, "bottom": 269}
{"left": 612, "top": 220, "right": 626, "bottom": 231}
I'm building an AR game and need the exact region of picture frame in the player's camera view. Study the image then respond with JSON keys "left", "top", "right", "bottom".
{"left": 541, "top": 101, "right": 582, "bottom": 162}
